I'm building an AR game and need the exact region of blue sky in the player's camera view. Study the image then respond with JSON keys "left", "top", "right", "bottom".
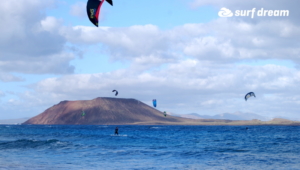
{"left": 49, "top": 1, "right": 219, "bottom": 28}
{"left": 0, "top": 0, "right": 300, "bottom": 120}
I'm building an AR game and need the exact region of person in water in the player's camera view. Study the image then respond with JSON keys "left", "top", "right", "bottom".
{"left": 115, "top": 127, "right": 119, "bottom": 135}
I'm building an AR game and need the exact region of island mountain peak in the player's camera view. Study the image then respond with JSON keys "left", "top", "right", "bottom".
{"left": 23, "top": 97, "right": 184, "bottom": 125}
{"left": 23, "top": 97, "right": 300, "bottom": 126}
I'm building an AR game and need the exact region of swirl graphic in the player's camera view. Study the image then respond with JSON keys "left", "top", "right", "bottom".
{"left": 218, "top": 8, "right": 233, "bottom": 17}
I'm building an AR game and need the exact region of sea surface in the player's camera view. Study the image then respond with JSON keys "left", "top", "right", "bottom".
{"left": 0, "top": 125, "right": 299, "bottom": 170}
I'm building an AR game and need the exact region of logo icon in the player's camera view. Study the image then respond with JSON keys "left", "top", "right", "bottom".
{"left": 218, "top": 8, "right": 233, "bottom": 17}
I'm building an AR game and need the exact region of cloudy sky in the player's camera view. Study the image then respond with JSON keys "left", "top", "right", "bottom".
{"left": 0, "top": 0, "right": 299, "bottom": 120}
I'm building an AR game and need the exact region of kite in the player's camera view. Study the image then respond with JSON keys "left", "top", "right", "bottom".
{"left": 112, "top": 90, "right": 118, "bottom": 96}
{"left": 245, "top": 92, "right": 256, "bottom": 101}
{"left": 86, "top": 0, "right": 113, "bottom": 27}
{"left": 152, "top": 99, "right": 157, "bottom": 107}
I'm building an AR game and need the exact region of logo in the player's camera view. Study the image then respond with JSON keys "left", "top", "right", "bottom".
{"left": 219, "top": 7, "right": 289, "bottom": 19}
{"left": 218, "top": 8, "right": 233, "bottom": 17}
{"left": 90, "top": 9, "right": 95, "bottom": 18}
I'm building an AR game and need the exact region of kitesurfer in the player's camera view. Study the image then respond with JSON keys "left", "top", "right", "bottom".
{"left": 115, "top": 127, "right": 119, "bottom": 135}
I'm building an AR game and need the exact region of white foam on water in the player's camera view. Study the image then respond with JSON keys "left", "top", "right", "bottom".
{"left": 110, "top": 134, "right": 127, "bottom": 137}
{"left": 150, "top": 127, "right": 164, "bottom": 129}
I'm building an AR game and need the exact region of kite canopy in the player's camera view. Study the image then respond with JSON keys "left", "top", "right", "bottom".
{"left": 245, "top": 92, "right": 256, "bottom": 101}
{"left": 106, "top": 0, "right": 113, "bottom": 6}
{"left": 112, "top": 90, "right": 118, "bottom": 96}
{"left": 152, "top": 99, "right": 157, "bottom": 107}
{"left": 86, "top": 0, "right": 113, "bottom": 27}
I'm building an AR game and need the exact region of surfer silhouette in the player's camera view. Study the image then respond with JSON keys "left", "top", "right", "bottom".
{"left": 115, "top": 127, "right": 119, "bottom": 135}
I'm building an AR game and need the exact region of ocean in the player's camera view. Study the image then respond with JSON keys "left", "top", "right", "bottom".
{"left": 0, "top": 125, "right": 299, "bottom": 170}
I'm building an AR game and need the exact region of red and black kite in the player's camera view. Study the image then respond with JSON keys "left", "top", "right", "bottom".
{"left": 86, "top": 0, "right": 113, "bottom": 27}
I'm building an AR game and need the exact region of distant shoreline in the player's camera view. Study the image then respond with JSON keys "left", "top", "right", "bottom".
{"left": 2, "top": 117, "right": 300, "bottom": 126}
{"left": 21, "top": 120, "right": 300, "bottom": 126}
{"left": 2, "top": 124, "right": 298, "bottom": 126}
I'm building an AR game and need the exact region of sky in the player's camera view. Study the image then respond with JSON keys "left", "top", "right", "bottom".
{"left": 0, "top": 0, "right": 300, "bottom": 120}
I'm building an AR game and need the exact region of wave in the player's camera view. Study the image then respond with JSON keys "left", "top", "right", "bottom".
{"left": 0, "top": 139, "right": 70, "bottom": 150}
{"left": 98, "top": 126, "right": 109, "bottom": 128}
{"left": 150, "top": 127, "right": 164, "bottom": 129}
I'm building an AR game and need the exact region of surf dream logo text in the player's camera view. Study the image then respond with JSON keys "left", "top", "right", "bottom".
{"left": 218, "top": 8, "right": 289, "bottom": 18}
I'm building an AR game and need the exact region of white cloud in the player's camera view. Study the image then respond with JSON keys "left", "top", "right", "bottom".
{"left": 0, "top": 72, "right": 24, "bottom": 82}
{"left": 0, "top": 53, "right": 75, "bottom": 74}
{"left": 0, "top": 0, "right": 76, "bottom": 75}
{"left": 64, "top": 25, "right": 168, "bottom": 60}
{"left": 60, "top": 17, "right": 300, "bottom": 67}
{"left": 183, "top": 36, "right": 237, "bottom": 60}
{"left": 8, "top": 60, "right": 296, "bottom": 119}
{"left": 40, "top": 16, "right": 64, "bottom": 33}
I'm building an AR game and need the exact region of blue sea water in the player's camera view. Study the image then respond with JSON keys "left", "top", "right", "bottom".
{"left": 0, "top": 125, "right": 299, "bottom": 170}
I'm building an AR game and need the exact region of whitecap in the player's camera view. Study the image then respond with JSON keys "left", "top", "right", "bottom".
{"left": 110, "top": 134, "right": 127, "bottom": 137}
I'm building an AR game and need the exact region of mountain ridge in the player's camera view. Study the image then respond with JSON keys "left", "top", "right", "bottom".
{"left": 178, "top": 112, "right": 269, "bottom": 121}
{"left": 23, "top": 97, "right": 190, "bottom": 125}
